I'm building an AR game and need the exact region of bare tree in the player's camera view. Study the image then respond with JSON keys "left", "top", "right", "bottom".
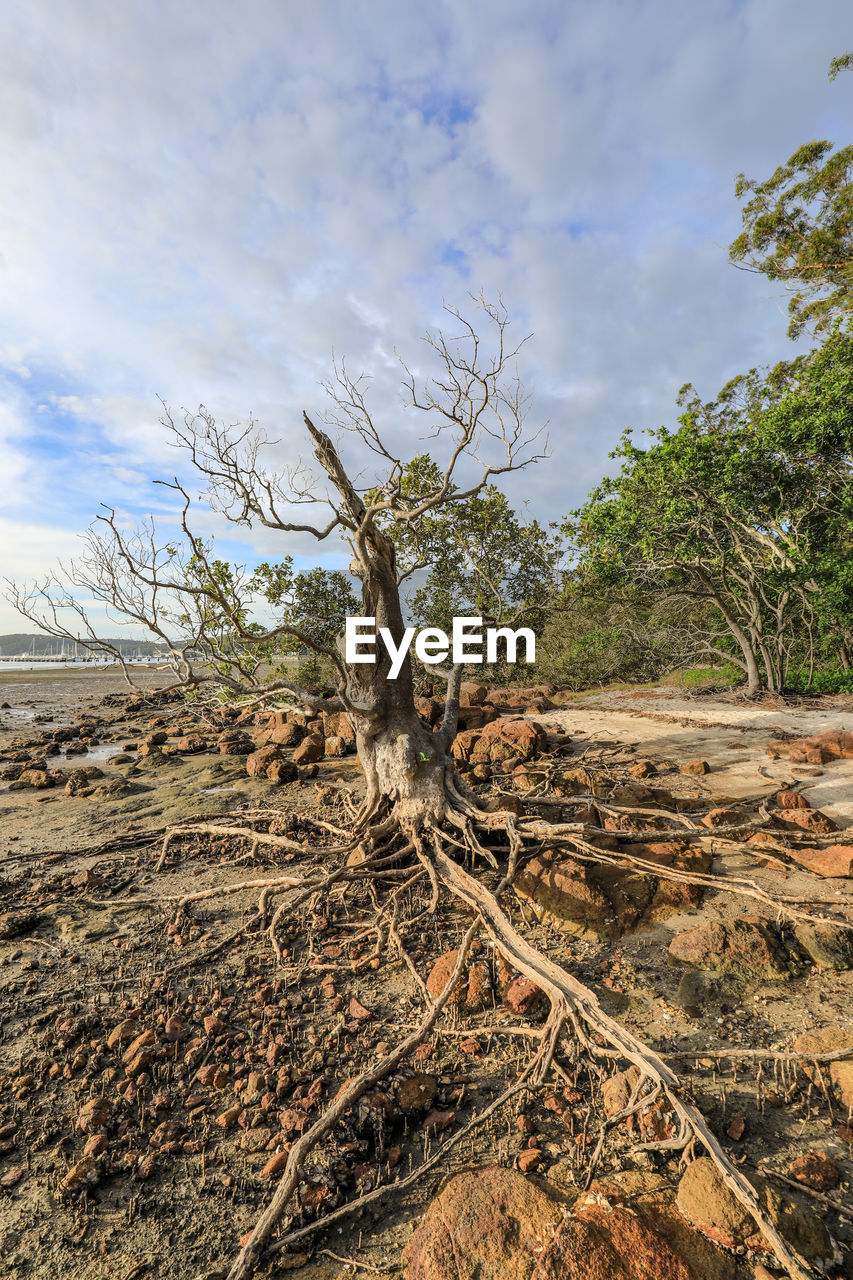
{"left": 7, "top": 297, "right": 825, "bottom": 1280}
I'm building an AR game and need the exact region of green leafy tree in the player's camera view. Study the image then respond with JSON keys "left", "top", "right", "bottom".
{"left": 729, "top": 54, "right": 853, "bottom": 338}
{"left": 570, "top": 332, "right": 853, "bottom": 694}
{"left": 376, "top": 455, "right": 563, "bottom": 640}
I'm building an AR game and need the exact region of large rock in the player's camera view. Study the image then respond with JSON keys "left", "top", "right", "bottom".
{"left": 514, "top": 842, "right": 710, "bottom": 942}
{"left": 794, "top": 921, "right": 853, "bottom": 970}
{"left": 405, "top": 1168, "right": 737, "bottom": 1280}
{"left": 470, "top": 719, "right": 548, "bottom": 764}
{"left": 668, "top": 917, "right": 793, "bottom": 980}
{"left": 246, "top": 744, "right": 288, "bottom": 778}
{"left": 767, "top": 729, "right": 853, "bottom": 764}
{"left": 321, "top": 710, "right": 356, "bottom": 746}
{"left": 784, "top": 844, "right": 853, "bottom": 878}
{"left": 792, "top": 1025, "right": 853, "bottom": 1107}
{"left": 404, "top": 1166, "right": 563, "bottom": 1280}
{"left": 770, "top": 807, "right": 838, "bottom": 835}
{"left": 425, "top": 950, "right": 492, "bottom": 1011}
{"left": 533, "top": 1177, "right": 737, "bottom": 1280}
{"left": 460, "top": 681, "right": 488, "bottom": 707}
{"left": 292, "top": 734, "right": 325, "bottom": 765}
{"left": 676, "top": 1157, "right": 834, "bottom": 1263}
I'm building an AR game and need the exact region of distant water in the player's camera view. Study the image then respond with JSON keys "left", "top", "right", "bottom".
{"left": 0, "top": 659, "right": 163, "bottom": 671}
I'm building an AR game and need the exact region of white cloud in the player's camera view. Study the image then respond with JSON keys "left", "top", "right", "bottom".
{"left": 0, "top": 0, "right": 851, "bottom": 636}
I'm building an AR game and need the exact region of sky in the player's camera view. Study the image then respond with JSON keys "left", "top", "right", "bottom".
{"left": 1, "top": 0, "right": 852, "bottom": 636}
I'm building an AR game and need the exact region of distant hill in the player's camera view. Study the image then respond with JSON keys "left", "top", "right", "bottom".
{"left": 0, "top": 633, "right": 172, "bottom": 658}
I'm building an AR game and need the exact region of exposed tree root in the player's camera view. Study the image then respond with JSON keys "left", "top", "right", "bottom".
{"left": 161, "top": 798, "right": 849, "bottom": 1280}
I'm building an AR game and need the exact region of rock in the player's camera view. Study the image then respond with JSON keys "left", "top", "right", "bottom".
{"left": 676, "top": 1157, "right": 833, "bottom": 1261}
{"left": 514, "top": 842, "right": 710, "bottom": 942}
{"left": 425, "top": 950, "right": 492, "bottom": 1010}
{"left": 106, "top": 1017, "right": 139, "bottom": 1049}
{"left": 415, "top": 696, "right": 444, "bottom": 726}
{"left": 602, "top": 1067, "right": 640, "bottom": 1118}
{"left": 668, "top": 917, "right": 792, "bottom": 980}
{"left": 460, "top": 681, "right": 488, "bottom": 707}
{"left": 10, "top": 768, "right": 54, "bottom": 789}
{"left": 0, "top": 1166, "right": 25, "bottom": 1189}
{"left": 323, "top": 735, "right": 346, "bottom": 757}
{"left": 785, "top": 844, "right": 853, "bottom": 878}
{"left": 164, "top": 1015, "right": 187, "bottom": 1042}
{"left": 123, "top": 1029, "right": 156, "bottom": 1064}
{"left": 629, "top": 759, "right": 659, "bottom": 778}
{"left": 77, "top": 1097, "right": 111, "bottom": 1134}
{"left": 266, "top": 759, "right": 298, "bottom": 785}
{"left": 794, "top": 921, "right": 853, "bottom": 970}
{"left": 700, "top": 808, "right": 752, "bottom": 829}
{"left": 65, "top": 769, "right": 94, "bottom": 797}
{"left": 83, "top": 1133, "right": 108, "bottom": 1158}
{"left": 218, "top": 732, "right": 254, "bottom": 755}
{"left": 450, "top": 729, "right": 484, "bottom": 763}
{"left": 770, "top": 807, "right": 838, "bottom": 835}
{"left": 503, "top": 977, "right": 545, "bottom": 1016}
{"left": 726, "top": 1116, "right": 746, "bottom": 1141}
{"left": 292, "top": 734, "right": 324, "bottom": 765}
{"left": 261, "top": 1150, "right": 290, "bottom": 1179}
{"left": 788, "top": 1152, "right": 840, "bottom": 1191}
{"left": 246, "top": 744, "right": 287, "bottom": 778}
{"left": 175, "top": 733, "right": 207, "bottom": 753}
{"left": 776, "top": 790, "right": 811, "bottom": 810}
{"left": 767, "top": 729, "right": 853, "bottom": 764}
{"left": 405, "top": 1167, "right": 564, "bottom": 1280}
{"left": 320, "top": 710, "right": 356, "bottom": 746}
{"left": 534, "top": 1174, "right": 737, "bottom": 1280}
{"left": 59, "top": 1156, "right": 99, "bottom": 1196}
{"left": 0, "top": 910, "right": 40, "bottom": 940}
{"left": 680, "top": 760, "right": 710, "bottom": 776}
{"left": 395, "top": 1074, "right": 438, "bottom": 1114}
{"left": 517, "top": 1149, "right": 540, "bottom": 1172}
{"left": 793, "top": 1026, "right": 853, "bottom": 1107}
{"left": 470, "top": 718, "right": 548, "bottom": 764}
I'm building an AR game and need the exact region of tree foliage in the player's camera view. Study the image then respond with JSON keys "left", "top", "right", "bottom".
{"left": 730, "top": 55, "right": 853, "bottom": 338}
{"left": 569, "top": 330, "right": 853, "bottom": 693}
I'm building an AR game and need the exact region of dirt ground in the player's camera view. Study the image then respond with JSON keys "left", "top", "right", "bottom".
{"left": 0, "top": 669, "right": 852, "bottom": 1279}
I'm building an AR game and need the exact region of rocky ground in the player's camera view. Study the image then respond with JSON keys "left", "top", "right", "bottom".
{"left": 0, "top": 669, "right": 852, "bottom": 1280}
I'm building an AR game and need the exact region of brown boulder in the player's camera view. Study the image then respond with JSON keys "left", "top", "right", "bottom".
{"left": 425, "top": 950, "right": 492, "bottom": 1011}
{"left": 770, "top": 807, "right": 838, "bottom": 835}
{"left": 776, "top": 789, "right": 811, "bottom": 810}
{"left": 451, "top": 729, "right": 483, "bottom": 763}
{"left": 415, "top": 696, "right": 444, "bottom": 726}
{"left": 668, "top": 917, "right": 792, "bottom": 980}
{"left": 785, "top": 844, "right": 853, "bottom": 878}
{"left": 292, "top": 734, "right": 324, "bottom": 765}
{"left": 788, "top": 1152, "right": 840, "bottom": 1191}
{"left": 680, "top": 760, "right": 709, "bottom": 776}
{"left": 792, "top": 1026, "right": 853, "bottom": 1107}
{"left": 321, "top": 710, "right": 356, "bottom": 746}
{"left": 515, "top": 842, "right": 710, "bottom": 942}
{"left": 794, "top": 921, "right": 853, "bottom": 970}
{"left": 534, "top": 1177, "right": 737, "bottom": 1280}
{"left": 768, "top": 729, "right": 853, "bottom": 764}
{"left": 676, "top": 1157, "right": 832, "bottom": 1261}
{"left": 246, "top": 744, "right": 287, "bottom": 778}
{"left": 323, "top": 735, "right": 347, "bottom": 757}
{"left": 460, "top": 681, "right": 487, "bottom": 707}
{"left": 471, "top": 718, "right": 548, "bottom": 764}
{"left": 266, "top": 759, "right": 298, "bottom": 785}
{"left": 404, "top": 1166, "right": 563, "bottom": 1280}
{"left": 175, "top": 733, "right": 207, "bottom": 753}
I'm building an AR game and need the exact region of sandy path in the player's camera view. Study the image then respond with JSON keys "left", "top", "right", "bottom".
{"left": 537, "top": 688, "right": 853, "bottom": 828}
